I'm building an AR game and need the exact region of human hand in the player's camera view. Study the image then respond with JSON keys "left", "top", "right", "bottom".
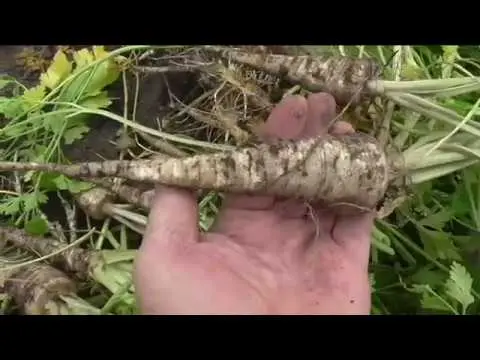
{"left": 134, "top": 92, "right": 375, "bottom": 314}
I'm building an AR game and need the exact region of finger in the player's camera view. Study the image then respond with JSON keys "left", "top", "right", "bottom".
{"left": 258, "top": 94, "right": 309, "bottom": 143}
{"left": 220, "top": 194, "right": 275, "bottom": 211}
{"left": 222, "top": 93, "right": 338, "bottom": 213}
{"left": 217, "top": 95, "right": 309, "bottom": 212}
{"left": 331, "top": 212, "right": 375, "bottom": 266}
{"left": 142, "top": 186, "right": 200, "bottom": 250}
{"left": 303, "top": 92, "right": 337, "bottom": 137}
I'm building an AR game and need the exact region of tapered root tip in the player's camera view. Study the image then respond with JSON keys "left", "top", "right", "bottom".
{"left": 4, "top": 263, "right": 77, "bottom": 315}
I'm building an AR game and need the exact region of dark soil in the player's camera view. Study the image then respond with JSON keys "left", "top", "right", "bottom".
{"left": 0, "top": 45, "right": 196, "bottom": 231}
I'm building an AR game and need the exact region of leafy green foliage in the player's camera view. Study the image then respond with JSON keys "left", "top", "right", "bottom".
{"left": 2, "top": 44, "right": 480, "bottom": 315}
{"left": 39, "top": 51, "right": 72, "bottom": 90}
{"left": 24, "top": 216, "right": 50, "bottom": 236}
{"left": 63, "top": 124, "right": 90, "bottom": 145}
{"left": 51, "top": 175, "right": 93, "bottom": 193}
{"left": 367, "top": 45, "right": 480, "bottom": 314}
{"left": 0, "top": 191, "right": 48, "bottom": 216}
{"left": 401, "top": 261, "right": 474, "bottom": 315}
{"left": 0, "top": 46, "right": 121, "bottom": 231}
{"left": 0, "top": 46, "right": 121, "bottom": 162}
{"left": 445, "top": 261, "right": 475, "bottom": 314}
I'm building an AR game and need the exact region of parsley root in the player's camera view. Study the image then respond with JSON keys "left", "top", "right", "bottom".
{"left": 0, "top": 226, "right": 135, "bottom": 303}
{"left": 1, "top": 261, "right": 80, "bottom": 315}
{"left": 203, "top": 46, "right": 380, "bottom": 107}
{"left": 0, "top": 133, "right": 391, "bottom": 210}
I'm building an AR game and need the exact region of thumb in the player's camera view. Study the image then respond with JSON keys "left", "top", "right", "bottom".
{"left": 142, "top": 185, "right": 200, "bottom": 251}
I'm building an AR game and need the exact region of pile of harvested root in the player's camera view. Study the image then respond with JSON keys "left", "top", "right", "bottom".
{"left": 1, "top": 45, "right": 477, "bottom": 314}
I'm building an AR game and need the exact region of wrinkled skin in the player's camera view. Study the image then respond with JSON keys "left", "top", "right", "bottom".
{"left": 134, "top": 93, "right": 375, "bottom": 315}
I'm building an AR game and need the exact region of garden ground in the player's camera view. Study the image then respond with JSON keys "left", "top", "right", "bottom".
{"left": 0, "top": 45, "right": 479, "bottom": 315}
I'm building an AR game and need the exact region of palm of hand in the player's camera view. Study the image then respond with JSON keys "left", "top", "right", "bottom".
{"left": 134, "top": 93, "right": 375, "bottom": 315}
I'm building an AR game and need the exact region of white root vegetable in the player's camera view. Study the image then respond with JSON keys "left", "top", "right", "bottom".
{"left": 0, "top": 133, "right": 392, "bottom": 210}
{"left": 203, "top": 46, "right": 381, "bottom": 107}
{"left": 0, "top": 261, "right": 91, "bottom": 315}
{"left": 0, "top": 226, "right": 136, "bottom": 312}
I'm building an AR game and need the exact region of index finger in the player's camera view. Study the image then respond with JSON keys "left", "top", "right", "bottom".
{"left": 214, "top": 93, "right": 338, "bottom": 220}
{"left": 216, "top": 94, "right": 310, "bottom": 211}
